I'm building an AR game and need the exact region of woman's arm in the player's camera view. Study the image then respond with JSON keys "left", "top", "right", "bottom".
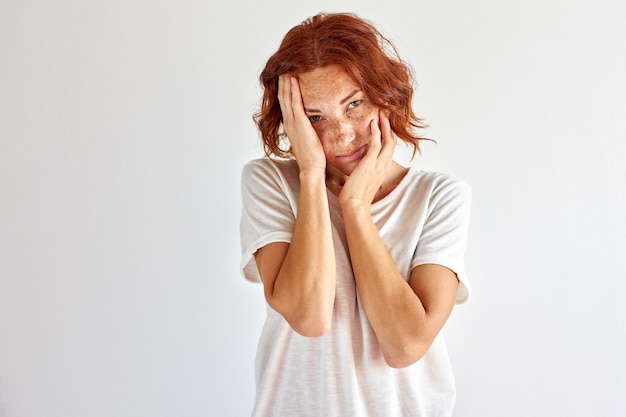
{"left": 340, "top": 112, "right": 459, "bottom": 367}
{"left": 343, "top": 201, "right": 458, "bottom": 367}
{"left": 254, "top": 76, "right": 336, "bottom": 337}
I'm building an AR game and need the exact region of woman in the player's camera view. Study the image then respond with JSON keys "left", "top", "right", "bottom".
{"left": 240, "top": 12, "right": 472, "bottom": 417}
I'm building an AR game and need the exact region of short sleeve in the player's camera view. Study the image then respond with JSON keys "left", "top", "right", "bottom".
{"left": 239, "top": 159, "right": 298, "bottom": 283}
{"left": 412, "top": 178, "right": 472, "bottom": 303}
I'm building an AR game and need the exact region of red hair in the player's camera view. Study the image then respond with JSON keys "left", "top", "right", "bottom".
{"left": 253, "top": 12, "right": 429, "bottom": 158}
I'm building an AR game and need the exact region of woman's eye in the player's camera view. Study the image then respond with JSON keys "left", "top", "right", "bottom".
{"left": 347, "top": 99, "right": 362, "bottom": 110}
{"left": 308, "top": 115, "right": 323, "bottom": 123}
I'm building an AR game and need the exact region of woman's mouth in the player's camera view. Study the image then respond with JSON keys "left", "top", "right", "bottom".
{"left": 337, "top": 145, "right": 367, "bottom": 162}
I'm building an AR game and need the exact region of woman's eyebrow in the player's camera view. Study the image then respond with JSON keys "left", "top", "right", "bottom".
{"left": 304, "top": 89, "right": 362, "bottom": 113}
{"left": 340, "top": 89, "right": 361, "bottom": 105}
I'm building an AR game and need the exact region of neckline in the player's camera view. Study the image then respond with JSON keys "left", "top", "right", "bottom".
{"left": 325, "top": 163, "right": 415, "bottom": 208}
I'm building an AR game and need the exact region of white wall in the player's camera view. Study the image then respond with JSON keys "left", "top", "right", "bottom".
{"left": 1, "top": 1, "right": 624, "bottom": 416}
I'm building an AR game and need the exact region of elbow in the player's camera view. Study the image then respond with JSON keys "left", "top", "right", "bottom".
{"left": 383, "top": 341, "right": 430, "bottom": 369}
{"left": 289, "top": 313, "right": 332, "bottom": 337}
{"left": 266, "top": 292, "right": 334, "bottom": 337}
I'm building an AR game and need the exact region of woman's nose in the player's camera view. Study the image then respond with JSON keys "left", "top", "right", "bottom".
{"left": 328, "top": 118, "right": 355, "bottom": 144}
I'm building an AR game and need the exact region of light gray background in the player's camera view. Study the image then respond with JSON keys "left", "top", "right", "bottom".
{"left": 1, "top": 0, "right": 625, "bottom": 416}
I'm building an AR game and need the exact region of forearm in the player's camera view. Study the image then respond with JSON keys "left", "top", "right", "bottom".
{"left": 271, "top": 170, "right": 336, "bottom": 336}
{"left": 342, "top": 204, "right": 429, "bottom": 367}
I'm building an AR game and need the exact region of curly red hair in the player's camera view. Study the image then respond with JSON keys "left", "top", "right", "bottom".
{"left": 253, "top": 12, "right": 429, "bottom": 159}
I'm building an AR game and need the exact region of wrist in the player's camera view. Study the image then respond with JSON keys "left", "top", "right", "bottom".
{"left": 339, "top": 197, "right": 371, "bottom": 216}
{"left": 298, "top": 167, "right": 327, "bottom": 186}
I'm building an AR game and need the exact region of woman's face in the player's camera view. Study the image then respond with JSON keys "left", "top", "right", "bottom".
{"left": 297, "top": 65, "right": 379, "bottom": 179}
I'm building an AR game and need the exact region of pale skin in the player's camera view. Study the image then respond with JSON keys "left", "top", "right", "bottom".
{"left": 254, "top": 64, "right": 459, "bottom": 368}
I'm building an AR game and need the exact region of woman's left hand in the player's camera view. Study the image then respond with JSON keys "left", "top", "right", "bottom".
{"left": 339, "top": 109, "right": 398, "bottom": 208}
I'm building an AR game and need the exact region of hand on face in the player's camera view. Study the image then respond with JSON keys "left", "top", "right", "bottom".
{"left": 278, "top": 74, "right": 327, "bottom": 174}
{"left": 339, "top": 109, "right": 398, "bottom": 207}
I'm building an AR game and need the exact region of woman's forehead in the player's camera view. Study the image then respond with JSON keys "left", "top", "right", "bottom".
{"left": 298, "top": 65, "right": 360, "bottom": 106}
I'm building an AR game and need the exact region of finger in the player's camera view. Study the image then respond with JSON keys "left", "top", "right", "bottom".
{"left": 378, "top": 110, "right": 397, "bottom": 159}
{"left": 289, "top": 76, "right": 307, "bottom": 119}
{"left": 277, "top": 75, "right": 289, "bottom": 114}
{"left": 355, "top": 118, "right": 381, "bottom": 167}
{"left": 370, "top": 117, "right": 382, "bottom": 150}
{"left": 366, "top": 114, "right": 382, "bottom": 155}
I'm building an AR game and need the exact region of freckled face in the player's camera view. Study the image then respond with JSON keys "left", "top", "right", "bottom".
{"left": 297, "top": 65, "right": 379, "bottom": 177}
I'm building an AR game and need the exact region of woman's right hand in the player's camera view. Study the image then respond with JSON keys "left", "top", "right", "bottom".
{"left": 278, "top": 74, "right": 327, "bottom": 174}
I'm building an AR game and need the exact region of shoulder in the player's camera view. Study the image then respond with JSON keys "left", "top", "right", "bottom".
{"left": 406, "top": 168, "right": 471, "bottom": 200}
{"left": 242, "top": 157, "right": 298, "bottom": 179}
{"left": 241, "top": 157, "right": 301, "bottom": 201}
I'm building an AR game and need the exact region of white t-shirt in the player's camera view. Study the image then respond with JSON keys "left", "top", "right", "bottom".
{"left": 240, "top": 157, "right": 472, "bottom": 417}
